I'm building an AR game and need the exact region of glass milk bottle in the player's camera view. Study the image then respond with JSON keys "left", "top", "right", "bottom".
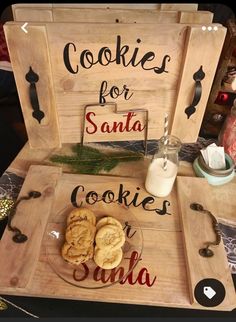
{"left": 145, "top": 135, "right": 182, "bottom": 197}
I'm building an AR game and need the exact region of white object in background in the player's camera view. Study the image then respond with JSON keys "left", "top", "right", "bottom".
{"left": 207, "top": 146, "right": 226, "bottom": 169}
{"left": 203, "top": 286, "right": 216, "bottom": 299}
{"left": 200, "top": 143, "right": 217, "bottom": 165}
{"left": 145, "top": 158, "right": 178, "bottom": 197}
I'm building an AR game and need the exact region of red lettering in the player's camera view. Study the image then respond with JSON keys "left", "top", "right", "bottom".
{"left": 85, "top": 111, "right": 144, "bottom": 135}
{"left": 101, "top": 122, "right": 112, "bottom": 133}
{"left": 120, "top": 251, "right": 140, "bottom": 285}
{"left": 86, "top": 112, "right": 97, "bottom": 134}
{"left": 93, "top": 266, "right": 111, "bottom": 283}
{"left": 124, "top": 112, "right": 135, "bottom": 132}
{"left": 112, "top": 121, "right": 125, "bottom": 133}
{"left": 132, "top": 120, "right": 145, "bottom": 132}
{"left": 73, "top": 263, "right": 89, "bottom": 281}
{"left": 137, "top": 268, "right": 157, "bottom": 287}
{"left": 72, "top": 251, "right": 157, "bottom": 287}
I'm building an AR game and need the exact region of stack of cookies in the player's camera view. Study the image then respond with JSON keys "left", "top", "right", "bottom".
{"left": 61, "top": 208, "right": 96, "bottom": 265}
{"left": 61, "top": 208, "right": 126, "bottom": 270}
{"left": 94, "top": 216, "right": 125, "bottom": 269}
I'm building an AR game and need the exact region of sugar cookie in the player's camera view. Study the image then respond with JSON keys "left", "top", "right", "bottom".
{"left": 67, "top": 207, "right": 96, "bottom": 226}
{"left": 94, "top": 247, "right": 123, "bottom": 269}
{"left": 96, "top": 216, "right": 123, "bottom": 231}
{"left": 95, "top": 224, "right": 125, "bottom": 250}
{"left": 62, "top": 243, "right": 94, "bottom": 265}
{"left": 65, "top": 221, "right": 95, "bottom": 248}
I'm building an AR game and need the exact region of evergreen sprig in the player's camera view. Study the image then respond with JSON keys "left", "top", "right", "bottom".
{"left": 50, "top": 144, "right": 143, "bottom": 174}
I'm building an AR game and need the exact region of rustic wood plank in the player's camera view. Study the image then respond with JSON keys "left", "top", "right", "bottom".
{"left": 171, "top": 25, "right": 227, "bottom": 142}
{"left": 12, "top": 4, "right": 211, "bottom": 24}
{"left": 177, "top": 176, "right": 236, "bottom": 310}
{"left": 0, "top": 165, "right": 62, "bottom": 288}
{"left": 179, "top": 11, "right": 213, "bottom": 24}
{"left": 54, "top": 3, "right": 198, "bottom": 10}
{"left": 13, "top": 7, "right": 53, "bottom": 22}
{"left": 3, "top": 24, "right": 61, "bottom": 149}
{"left": 160, "top": 4, "right": 198, "bottom": 11}
{"left": 52, "top": 9, "right": 211, "bottom": 24}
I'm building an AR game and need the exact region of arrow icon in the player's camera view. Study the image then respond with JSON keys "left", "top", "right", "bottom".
{"left": 21, "top": 22, "right": 28, "bottom": 33}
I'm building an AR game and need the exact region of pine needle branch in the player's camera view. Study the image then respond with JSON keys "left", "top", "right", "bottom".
{"left": 50, "top": 144, "right": 143, "bottom": 174}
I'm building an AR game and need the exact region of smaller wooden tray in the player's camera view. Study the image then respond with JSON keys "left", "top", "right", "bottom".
{"left": 0, "top": 165, "right": 235, "bottom": 311}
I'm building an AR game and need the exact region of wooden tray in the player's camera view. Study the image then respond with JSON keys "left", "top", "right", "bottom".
{"left": 0, "top": 165, "right": 235, "bottom": 311}
{"left": 4, "top": 22, "right": 226, "bottom": 148}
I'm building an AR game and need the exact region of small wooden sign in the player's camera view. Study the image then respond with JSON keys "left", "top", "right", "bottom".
{"left": 4, "top": 22, "right": 226, "bottom": 148}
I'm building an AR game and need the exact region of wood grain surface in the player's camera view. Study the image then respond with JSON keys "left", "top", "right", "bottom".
{"left": 4, "top": 22, "right": 226, "bottom": 148}
{"left": 0, "top": 165, "right": 235, "bottom": 311}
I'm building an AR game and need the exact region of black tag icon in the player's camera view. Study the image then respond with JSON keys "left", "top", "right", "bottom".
{"left": 194, "top": 278, "right": 226, "bottom": 307}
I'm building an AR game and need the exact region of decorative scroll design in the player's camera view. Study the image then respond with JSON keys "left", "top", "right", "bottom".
{"left": 190, "top": 202, "right": 221, "bottom": 257}
{"left": 25, "top": 66, "right": 45, "bottom": 123}
{"left": 185, "top": 66, "right": 205, "bottom": 119}
{"left": 7, "top": 191, "right": 42, "bottom": 243}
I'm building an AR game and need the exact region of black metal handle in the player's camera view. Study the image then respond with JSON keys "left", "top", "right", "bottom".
{"left": 185, "top": 66, "right": 205, "bottom": 119}
{"left": 7, "top": 191, "right": 42, "bottom": 243}
{"left": 190, "top": 203, "right": 221, "bottom": 257}
{"left": 25, "top": 67, "right": 45, "bottom": 123}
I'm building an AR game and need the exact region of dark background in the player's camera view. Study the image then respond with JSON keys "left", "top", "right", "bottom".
{"left": 0, "top": 2, "right": 236, "bottom": 319}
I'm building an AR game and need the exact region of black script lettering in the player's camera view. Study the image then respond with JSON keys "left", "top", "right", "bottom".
{"left": 117, "top": 184, "right": 131, "bottom": 206}
{"left": 73, "top": 263, "right": 89, "bottom": 281}
{"left": 140, "top": 52, "right": 156, "bottom": 70}
{"left": 102, "top": 190, "right": 115, "bottom": 203}
{"left": 141, "top": 196, "right": 155, "bottom": 210}
{"left": 63, "top": 43, "right": 79, "bottom": 74}
{"left": 64, "top": 36, "right": 170, "bottom": 75}
{"left": 86, "top": 191, "right": 99, "bottom": 205}
{"left": 123, "top": 221, "right": 137, "bottom": 239}
{"left": 123, "top": 85, "right": 134, "bottom": 100}
{"left": 86, "top": 112, "right": 97, "bottom": 134}
{"left": 156, "top": 200, "right": 171, "bottom": 215}
{"left": 80, "top": 49, "right": 95, "bottom": 69}
{"left": 98, "top": 47, "right": 115, "bottom": 66}
{"left": 71, "top": 185, "right": 84, "bottom": 207}
{"left": 99, "top": 81, "right": 134, "bottom": 104}
{"left": 99, "top": 80, "right": 108, "bottom": 104}
{"left": 144, "top": 199, "right": 171, "bottom": 215}
{"left": 153, "top": 55, "right": 171, "bottom": 74}
{"left": 117, "top": 186, "right": 147, "bottom": 208}
{"left": 70, "top": 184, "right": 171, "bottom": 216}
{"left": 126, "top": 38, "right": 141, "bottom": 67}
{"left": 110, "top": 85, "right": 124, "bottom": 99}
{"left": 116, "top": 35, "right": 129, "bottom": 65}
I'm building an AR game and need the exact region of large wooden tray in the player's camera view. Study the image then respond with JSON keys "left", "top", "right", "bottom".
{"left": 0, "top": 165, "right": 235, "bottom": 311}
{"left": 4, "top": 21, "right": 226, "bottom": 148}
